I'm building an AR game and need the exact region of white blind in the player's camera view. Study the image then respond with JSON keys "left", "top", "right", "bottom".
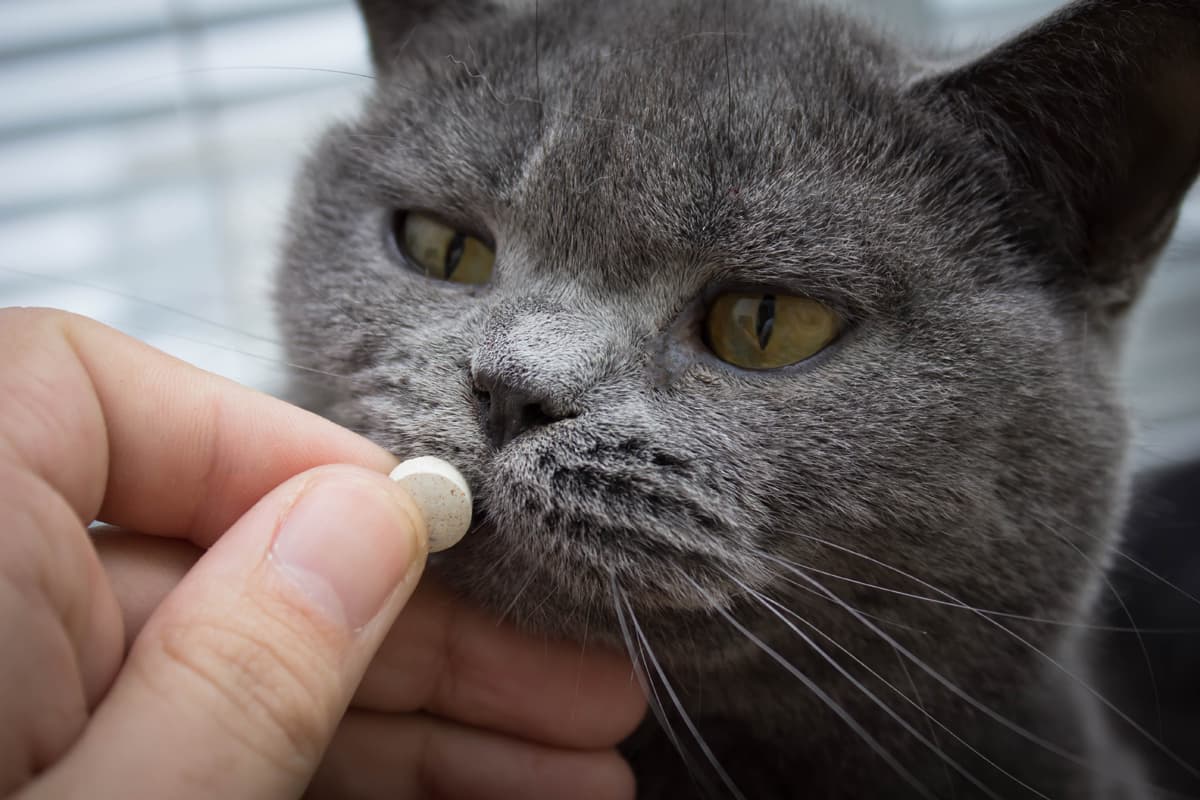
{"left": 1, "top": 0, "right": 1196, "bottom": 465}
{"left": 0, "top": 0, "right": 370, "bottom": 393}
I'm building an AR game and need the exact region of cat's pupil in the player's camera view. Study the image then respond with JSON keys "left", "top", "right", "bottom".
{"left": 756, "top": 295, "right": 776, "bottom": 350}
{"left": 445, "top": 233, "right": 466, "bottom": 278}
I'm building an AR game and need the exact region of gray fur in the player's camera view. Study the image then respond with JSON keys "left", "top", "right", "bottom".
{"left": 275, "top": 1, "right": 1200, "bottom": 796}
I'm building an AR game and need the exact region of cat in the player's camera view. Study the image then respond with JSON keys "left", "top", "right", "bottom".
{"left": 275, "top": 0, "right": 1200, "bottom": 797}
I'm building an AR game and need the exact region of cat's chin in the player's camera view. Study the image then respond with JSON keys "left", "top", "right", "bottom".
{"left": 427, "top": 515, "right": 768, "bottom": 670}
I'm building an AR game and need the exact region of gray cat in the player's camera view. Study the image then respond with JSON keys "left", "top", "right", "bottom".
{"left": 275, "top": 0, "right": 1200, "bottom": 797}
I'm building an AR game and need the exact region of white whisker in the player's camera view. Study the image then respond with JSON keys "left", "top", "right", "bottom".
{"left": 609, "top": 575, "right": 716, "bottom": 797}
{"left": 770, "top": 551, "right": 1200, "bottom": 782}
{"left": 785, "top": 554, "right": 1199, "bottom": 634}
{"left": 744, "top": 569, "right": 1054, "bottom": 799}
{"left": 1047, "top": 508, "right": 1200, "bottom": 609}
{"left": 895, "top": 651, "right": 957, "bottom": 800}
{"left": 2, "top": 266, "right": 284, "bottom": 345}
{"left": 623, "top": 591, "right": 748, "bottom": 800}
{"left": 1040, "top": 523, "right": 1165, "bottom": 740}
{"left": 681, "top": 573, "right": 938, "bottom": 800}
{"left": 767, "top": 552, "right": 1085, "bottom": 766}
{"left": 493, "top": 562, "right": 540, "bottom": 627}
{"left": 728, "top": 571, "right": 1020, "bottom": 800}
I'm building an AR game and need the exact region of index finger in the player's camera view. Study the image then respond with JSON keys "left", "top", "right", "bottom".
{"left": 0, "top": 308, "right": 394, "bottom": 545}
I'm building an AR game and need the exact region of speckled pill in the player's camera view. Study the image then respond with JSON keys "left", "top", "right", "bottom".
{"left": 387, "top": 456, "right": 473, "bottom": 552}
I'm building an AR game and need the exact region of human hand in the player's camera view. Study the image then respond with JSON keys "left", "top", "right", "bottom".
{"left": 0, "top": 308, "right": 644, "bottom": 799}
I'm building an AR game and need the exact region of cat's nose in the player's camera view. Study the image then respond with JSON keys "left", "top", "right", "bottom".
{"left": 472, "top": 368, "right": 573, "bottom": 450}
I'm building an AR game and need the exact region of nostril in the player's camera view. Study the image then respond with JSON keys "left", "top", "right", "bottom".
{"left": 520, "top": 402, "right": 556, "bottom": 432}
{"left": 483, "top": 392, "right": 574, "bottom": 450}
{"left": 470, "top": 365, "right": 577, "bottom": 449}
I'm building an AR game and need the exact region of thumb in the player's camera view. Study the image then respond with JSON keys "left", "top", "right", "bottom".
{"left": 29, "top": 464, "right": 428, "bottom": 800}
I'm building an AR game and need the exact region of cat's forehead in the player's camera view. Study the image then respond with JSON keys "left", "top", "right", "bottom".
{"left": 365, "top": 2, "right": 905, "bottom": 192}
{"left": 352, "top": 0, "right": 1012, "bottom": 299}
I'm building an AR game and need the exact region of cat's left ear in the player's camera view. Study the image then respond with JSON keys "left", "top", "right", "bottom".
{"left": 913, "top": 0, "right": 1200, "bottom": 315}
{"left": 356, "top": 0, "right": 507, "bottom": 74}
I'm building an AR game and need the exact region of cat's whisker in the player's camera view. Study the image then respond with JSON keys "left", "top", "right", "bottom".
{"left": 1046, "top": 507, "right": 1200, "bottom": 609}
{"left": 609, "top": 575, "right": 714, "bottom": 798}
{"left": 492, "top": 560, "right": 541, "bottom": 629}
{"left": 524, "top": 583, "right": 560, "bottom": 625}
{"left": 104, "top": 321, "right": 360, "bottom": 389}
{"left": 173, "top": 65, "right": 375, "bottom": 82}
{"left": 0, "top": 265, "right": 285, "bottom": 348}
{"left": 622, "top": 587, "right": 748, "bottom": 800}
{"left": 37, "top": 65, "right": 375, "bottom": 117}
{"left": 769, "top": 555, "right": 1087, "bottom": 760}
{"left": 734, "top": 568, "right": 1052, "bottom": 799}
{"left": 780, "top": 565, "right": 932, "bottom": 635}
{"left": 894, "top": 651, "right": 956, "bottom": 799}
{"left": 567, "top": 592, "right": 592, "bottom": 732}
{"left": 724, "top": 568, "right": 1027, "bottom": 800}
{"left": 680, "top": 572, "right": 939, "bottom": 800}
{"left": 769, "top": 554, "right": 1200, "bottom": 782}
{"left": 1037, "top": 521, "right": 1166, "bottom": 740}
{"left": 795, "top": 526, "right": 1200, "bottom": 778}
{"left": 0, "top": 266, "right": 374, "bottom": 386}
{"left": 782, "top": 554, "right": 1200, "bottom": 634}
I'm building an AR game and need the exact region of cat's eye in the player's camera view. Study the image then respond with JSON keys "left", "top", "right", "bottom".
{"left": 705, "top": 293, "right": 840, "bottom": 370}
{"left": 397, "top": 212, "right": 494, "bottom": 284}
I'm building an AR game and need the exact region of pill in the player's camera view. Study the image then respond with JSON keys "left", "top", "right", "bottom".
{"left": 388, "top": 456, "right": 473, "bottom": 552}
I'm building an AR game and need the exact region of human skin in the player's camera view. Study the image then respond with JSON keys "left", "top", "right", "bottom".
{"left": 0, "top": 307, "right": 644, "bottom": 799}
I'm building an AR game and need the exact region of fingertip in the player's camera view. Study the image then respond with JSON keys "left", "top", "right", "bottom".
{"left": 268, "top": 464, "right": 429, "bottom": 631}
{"left": 581, "top": 748, "right": 639, "bottom": 800}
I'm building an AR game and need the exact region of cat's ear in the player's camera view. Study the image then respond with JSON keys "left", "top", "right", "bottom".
{"left": 355, "top": 0, "right": 504, "bottom": 74}
{"left": 914, "top": 0, "right": 1200, "bottom": 314}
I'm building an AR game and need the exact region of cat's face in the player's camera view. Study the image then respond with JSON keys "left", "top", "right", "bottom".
{"left": 276, "top": 0, "right": 1198, "bottom": 675}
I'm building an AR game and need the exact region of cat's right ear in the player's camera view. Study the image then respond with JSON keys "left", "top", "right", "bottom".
{"left": 912, "top": 0, "right": 1200, "bottom": 317}
{"left": 356, "top": 0, "right": 503, "bottom": 74}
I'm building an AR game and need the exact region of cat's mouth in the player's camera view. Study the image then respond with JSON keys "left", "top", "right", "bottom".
{"left": 361, "top": 407, "right": 772, "bottom": 641}
{"left": 428, "top": 508, "right": 784, "bottom": 679}
{"left": 429, "top": 497, "right": 758, "bottom": 642}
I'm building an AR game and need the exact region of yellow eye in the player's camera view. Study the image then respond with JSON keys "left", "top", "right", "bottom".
{"left": 705, "top": 293, "right": 840, "bottom": 369}
{"left": 399, "top": 212, "right": 495, "bottom": 284}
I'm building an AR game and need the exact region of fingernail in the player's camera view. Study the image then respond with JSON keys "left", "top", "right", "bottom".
{"left": 271, "top": 474, "right": 422, "bottom": 630}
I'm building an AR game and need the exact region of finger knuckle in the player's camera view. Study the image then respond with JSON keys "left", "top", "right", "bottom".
{"left": 0, "top": 306, "right": 67, "bottom": 337}
{"left": 144, "top": 609, "right": 336, "bottom": 773}
{"left": 0, "top": 308, "right": 87, "bottom": 363}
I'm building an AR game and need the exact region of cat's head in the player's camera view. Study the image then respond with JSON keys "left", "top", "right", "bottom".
{"left": 276, "top": 0, "right": 1199, "bottom": 666}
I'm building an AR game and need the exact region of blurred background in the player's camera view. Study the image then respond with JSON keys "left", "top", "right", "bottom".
{"left": 0, "top": 0, "right": 1197, "bottom": 468}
